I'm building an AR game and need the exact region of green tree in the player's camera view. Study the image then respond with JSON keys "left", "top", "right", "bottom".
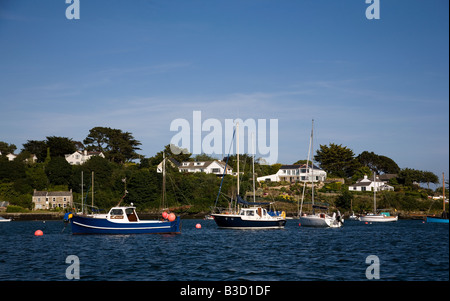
{"left": 0, "top": 141, "right": 17, "bottom": 155}
{"left": 335, "top": 188, "right": 354, "bottom": 211}
{"left": 422, "top": 171, "right": 439, "bottom": 189}
{"left": 22, "top": 140, "right": 48, "bottom": 162}
{"left": 357, "top": 151, "right": 400, "bottom": 174}
{"left": 45, "top": 157, "right": 72, "bottom": 185}
{"left": 314, "top": 143, "right": 359, "bottom": 178}
{"left": 46, "top": 136, "right": 77, "bottom": 158}
{"left": 84, "top": 127, "right": 142, "bottom": 164}
{"left": 25, "top": 163, "right": 48, "bottom": 190}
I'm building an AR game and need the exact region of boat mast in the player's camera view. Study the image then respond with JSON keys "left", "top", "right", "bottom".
{"left": 162, "top": 152, "right": 166, "bottom": 210}
{"left": 443, "top": 172, "right": 446, "bottom": 213}
{"left": 252, "top": 132, "right": 256, "bottom": 203}
{"left": 81, "top": 171, "right": 84, "bottom": 214}
{"left": 373, "top": 172, "right": 377, "bottom": 213}
{"left": 311, "top": 119, "right": 315, "bottom": 215}
{"left": 92, "top": 171, "right": 94, "bottom": 208}
{"left": 299, "top": 120, "right": 313, "bottom": 217}
{"left": 237, "top": 122, "right": 240, "bottom": 202}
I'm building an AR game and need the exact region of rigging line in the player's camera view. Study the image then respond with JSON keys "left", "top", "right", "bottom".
{"left": 213, "top": 127, "right": 236, "bottom": 209}
{"left": 166, "top": 171, "right": 192, "bottom": 206}
{"left": 299, "top": 120, "right": 313, "bottom": 217}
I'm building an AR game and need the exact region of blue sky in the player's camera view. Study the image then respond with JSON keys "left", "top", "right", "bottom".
{"left": 0, "top": 0, "right": 448, "bottom": 183}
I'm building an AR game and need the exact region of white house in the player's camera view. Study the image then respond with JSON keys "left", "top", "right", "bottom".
{"left": 257, "top": 164, "right": 327, "bottom": 183}
{"left": 157, "top": 159, "right": 233, "bottom": 176}
{"left": 349, "top": 175, "right": 394, "bottom": 192}
{"left": 0, "top": 151, "right": 37, "bottom": 163}
{"left": 65, "top": 150, "right": 105, "bottom": 165}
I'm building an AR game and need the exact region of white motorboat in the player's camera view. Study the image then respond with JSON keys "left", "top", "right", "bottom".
{"left": 0, "top": 216, "right": 11, "bottom": 222}
{"left": 359, "top": 212, "right": 398, "bottom": 223}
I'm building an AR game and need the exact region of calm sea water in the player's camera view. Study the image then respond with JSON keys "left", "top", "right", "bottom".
{"left": 0, "top": 219, "right": 448, "bottom": 281}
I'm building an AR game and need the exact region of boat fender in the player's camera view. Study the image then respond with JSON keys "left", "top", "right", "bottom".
{"left": 63, "top": 212, "right": 73, "bottom": 222}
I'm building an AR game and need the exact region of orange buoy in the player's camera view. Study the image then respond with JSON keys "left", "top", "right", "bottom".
{"left": 34, "top": 230, "right": 43, "bottom": 236}
{"left": 195, "top": 223, "right": 201, "bottom": 229}
{"left": 162, "top": 211, "right": 168, "bottom": 219}
{"left": 168, "top": 213, "right": 176, "bottom": 222}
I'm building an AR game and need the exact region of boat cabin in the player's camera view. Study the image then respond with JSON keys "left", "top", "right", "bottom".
{"left": 107, "top": 207, "right": 139, "bottom": 222}
{"left": 239, "top": 207, "right": 269, "bottom": 218}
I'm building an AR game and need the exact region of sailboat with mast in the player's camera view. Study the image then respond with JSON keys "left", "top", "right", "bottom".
{"left": 298, "top": 120, "right": 343, "bottom": 228}
{"left": 426, "top": 172, "right": 449, "bottom": 223}
{"left": 359, "top": 173, "right": 398, "bottom": 223}
{"left": 211, "top": 123, "right": 286, "bottom": 229}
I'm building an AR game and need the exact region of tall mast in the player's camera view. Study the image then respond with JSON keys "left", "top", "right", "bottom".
{"left": 311, "top": 119, "right": 315, "bottom": 214}
{"left": 252, "top": 132, "right": 256, "bottom": 203}
{"left": 91, "top": 171, "right": 94, "bottom": 208}
{"left": 443, "top": 172, "right": 446, "bottom": 213}
{"left": 237, "top": 122, "right": 239, "bottom": 198}
{"left": 373, "top": 172, "right": 377, "bottom": 213}
{"left": 81, "top": 171, "right": 83, "bottom": 214}
{"left": 162, "top": 152, "right": 166, "bottom": 210}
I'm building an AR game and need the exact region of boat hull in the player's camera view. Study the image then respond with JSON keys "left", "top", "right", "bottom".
{"left": 359, "top": 215, "right": 398, "bottom": 223}
{"left": 70, "top": 215, "right": 181, "bottom": 235}
{"left": 426, "top": 217, "right": 449, "bottom": 224}
{"left": 299, "top": 214, "right": 343, "bottom": 228}
{"left": 211, "top": 214, "right": 286, "bottom": 229}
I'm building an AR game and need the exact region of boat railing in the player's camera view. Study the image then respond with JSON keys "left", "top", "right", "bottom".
{"left": 71, "top": 201, "right": 106, "bottom": 215}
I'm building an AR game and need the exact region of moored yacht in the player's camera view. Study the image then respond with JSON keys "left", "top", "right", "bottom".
{"left": 68, "top": 205, "right": 181, "bottom": 235}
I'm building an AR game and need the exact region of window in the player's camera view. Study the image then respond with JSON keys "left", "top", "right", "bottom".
{"left": 110, "top": 209, "right": 123, "bottom": 216}
{"left": 53, "top": 198, "right": 56, "bottom": 202}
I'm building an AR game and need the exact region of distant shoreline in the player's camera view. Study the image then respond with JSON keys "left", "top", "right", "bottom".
{"left": 0, "top": 211, "right": 431, "bottom": 221}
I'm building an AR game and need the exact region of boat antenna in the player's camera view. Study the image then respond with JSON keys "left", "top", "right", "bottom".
{"left": 116, "top": 177, "right": 128, "bottom": 207}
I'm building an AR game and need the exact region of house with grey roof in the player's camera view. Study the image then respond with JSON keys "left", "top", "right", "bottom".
{"left": 32, "top": 189, "right": 73, "bottom": 210}
{"left": 348, "top": 175, "right": 394, "bottom": 192}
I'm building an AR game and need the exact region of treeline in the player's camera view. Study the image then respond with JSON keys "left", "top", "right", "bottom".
{"left": 0, "top": 127, "right": 260, "bottom": 213}
{"left": 313, "top": 143, "right": 440, "bottom": 188}
{"left": 0, "top": 129, "right": 446, "bottom": 214}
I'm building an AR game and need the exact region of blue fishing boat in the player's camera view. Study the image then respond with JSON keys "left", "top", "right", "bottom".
{"left": 67, "top": 206, "right": 181, "bottom": 235}
{"left": 426, "top": 216, "right": 449, "bottom": 224}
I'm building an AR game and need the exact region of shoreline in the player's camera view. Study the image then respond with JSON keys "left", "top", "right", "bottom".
{"left": 0, "top": 211, "right": 432, "bottom": 221}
